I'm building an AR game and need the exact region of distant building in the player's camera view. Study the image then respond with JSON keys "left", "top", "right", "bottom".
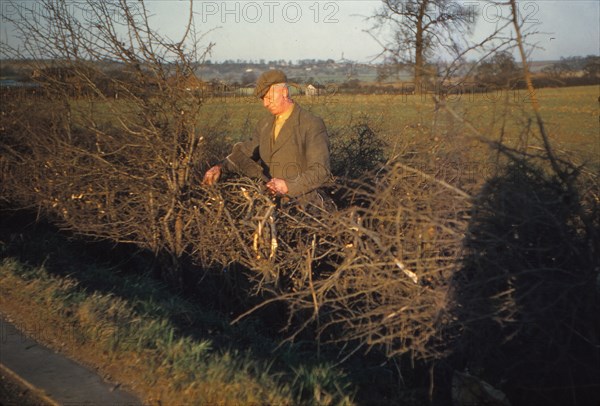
{"left": 305, "top": 84, "right": 318, "bottom": 97}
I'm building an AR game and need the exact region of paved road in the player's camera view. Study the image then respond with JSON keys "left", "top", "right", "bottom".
{"left": 0, "top": 317, "right": 142, "bottom": 405}
{"left": 1, "top": 364, "right": 54, "bottom": 406}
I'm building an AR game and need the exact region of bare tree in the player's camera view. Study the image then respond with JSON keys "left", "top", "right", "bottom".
{"left": 369, "top": 0, "right": 476, "bottom": 89}
{"left": 1, "top": 0, "right": 213, "bottom": 283}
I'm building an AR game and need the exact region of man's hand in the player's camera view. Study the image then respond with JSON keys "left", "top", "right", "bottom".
{"left": 202, "top": 164, "right": 222, "bottom": 186}
{"left": 266, "top": 178, "right": 288, "bottom": 196}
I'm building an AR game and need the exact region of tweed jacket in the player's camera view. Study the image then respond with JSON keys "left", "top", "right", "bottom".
{"left": 223, "top": 104, "right": 331, "bottom": 198}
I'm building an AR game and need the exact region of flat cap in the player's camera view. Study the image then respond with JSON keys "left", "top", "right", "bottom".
{"left": 254, "top": 69, "right": 287, "bottom": 98}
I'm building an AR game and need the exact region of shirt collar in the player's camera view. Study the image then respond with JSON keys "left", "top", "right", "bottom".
{"left": 275, "top": 103, "right": 294, "bottom": 122}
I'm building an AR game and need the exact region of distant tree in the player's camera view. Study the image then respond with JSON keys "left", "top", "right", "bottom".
{"left": 541, "top": 59, "right": 572, "bottom": 79}
{"left": 376, "top": 63, "right": 397, "bottom": 83}
{"left": 475, "top": 51, "right": 520, "bottom": 88}
{"left": 370, "top": 0, "right": 476, "bottom": 89}
{"left": 583, "top": 55, "right": 600, "bottom": 79}
{"left": 541, "top": 56, "right": 588, "bottom": 79}
{"left": 561, "top": 56, "right": 587, "bottom": 71}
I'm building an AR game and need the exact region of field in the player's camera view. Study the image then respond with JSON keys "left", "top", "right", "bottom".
{"left": 1, "top": 84, "right": 599, "bottom": 406}
{"left": 197, "top": 85, "right": 599, "bottom": 166}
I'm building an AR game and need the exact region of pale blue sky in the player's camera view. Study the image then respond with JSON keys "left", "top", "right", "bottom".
{"left": 1, "top": 1, "right": 599, "bottom": 62}
{"left": 144, "top": 0, "right": 600, "bottom": 62}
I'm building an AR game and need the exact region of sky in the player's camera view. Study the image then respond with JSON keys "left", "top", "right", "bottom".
{"left": 146, "top": 0, "right": 600, "bottom": 62}
{"left": 1, "top": 0, "right": 599, "bottom": 63}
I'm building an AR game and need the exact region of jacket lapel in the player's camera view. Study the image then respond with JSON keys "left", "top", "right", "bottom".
{"left": 259, "top": 118, "right": 274, "bottom": 159}
{"left": 271, "top": 105, "right": 300, "bottom": 155}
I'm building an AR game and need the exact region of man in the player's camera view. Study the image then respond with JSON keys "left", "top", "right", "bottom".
{"left": 202, "top": 70, "right": 331, "bottom": 206}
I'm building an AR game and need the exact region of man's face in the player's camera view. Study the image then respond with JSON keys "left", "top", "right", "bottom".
{"left": 262, "top": 84, "right": 288, "bottom": 115}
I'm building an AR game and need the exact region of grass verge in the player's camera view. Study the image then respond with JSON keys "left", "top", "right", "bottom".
{"left": 0, "top": 213, "right": 355, "bottom": 405}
